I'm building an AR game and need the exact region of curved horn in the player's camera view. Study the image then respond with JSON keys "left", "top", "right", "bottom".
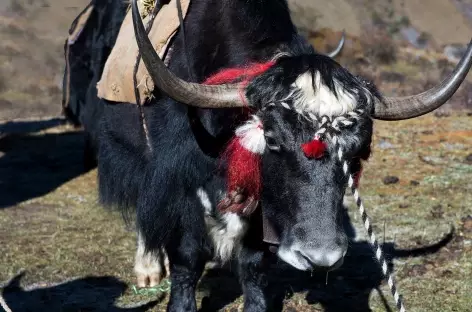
{"left": 373, "top": 39, "right": 472, "bottom": 120}
{"left": 131, "top": 0, "right": 246, "bottom": 108}
{"left": 326, "top": 30, "right": 345, "bottom": 58}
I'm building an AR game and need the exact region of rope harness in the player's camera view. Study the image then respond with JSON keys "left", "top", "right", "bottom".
{"left": 219, "top": 99, "right": 406, "bottom": 311}
{"left": 132, "top": 1, "right": 164, "bottom": 152}
{"left": 309, "top": 108, "right": 406, "bottom": 312}
{"left": 0, "top": 292, "right": 12, "bottom": 312}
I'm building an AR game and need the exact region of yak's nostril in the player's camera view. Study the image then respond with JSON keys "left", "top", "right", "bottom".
{"left": 299, "top": 248, "right": 345, "bottom": 268}
{"left": 277, "top": 245, "right": 347, "bottom": 271}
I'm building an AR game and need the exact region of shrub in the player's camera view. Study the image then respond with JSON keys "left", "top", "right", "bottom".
{"left": 361, "top": 29, "right": 398, "bottom": 64}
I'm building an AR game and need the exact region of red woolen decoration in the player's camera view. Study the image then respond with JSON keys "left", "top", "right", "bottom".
{"left": 301, "top": 139, "right": 327, "bottom": 159}
{"left": 223, "top": 137, "right": 262, "bottom": 200}
{"left": 204, "top": 61, "right": 275, "bottom": 107}
{"left": 204, "top": 61, "right": 275, "bottom": 85}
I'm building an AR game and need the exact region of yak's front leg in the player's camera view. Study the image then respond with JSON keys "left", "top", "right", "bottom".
{"left": 165, "top": 228, "right": 210, "bottom": 312}
{"left": 239, "top": 246, "right": 283, "bottom": 312}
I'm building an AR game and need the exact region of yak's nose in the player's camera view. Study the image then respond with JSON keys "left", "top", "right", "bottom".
{"left": 298, "top": 247, "right": 345, "bottom": 268}
{"left": 278, "top": 245, "right": 347, "bottom": 271}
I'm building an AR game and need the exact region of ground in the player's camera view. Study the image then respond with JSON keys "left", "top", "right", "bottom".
{"left": 1, "top": 0, "right": 472, "bottom": 311}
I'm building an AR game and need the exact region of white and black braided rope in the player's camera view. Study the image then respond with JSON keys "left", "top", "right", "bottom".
{"left": 329, "top": 121, "right": 406, "bottom": 312}
{"left": 264, "top": 102, "right": 407, "bottom": 311}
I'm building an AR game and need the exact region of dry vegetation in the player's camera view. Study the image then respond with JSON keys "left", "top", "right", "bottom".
{"left": 1, "top": 0, "right": 471, "bottom": 311}
{"left": 1, "top": 114, "right": 471, "bottom": 312}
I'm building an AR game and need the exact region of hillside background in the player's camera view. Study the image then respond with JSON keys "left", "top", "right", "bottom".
{"left": 0, "top": 0, "right": 471, "bottom": 121}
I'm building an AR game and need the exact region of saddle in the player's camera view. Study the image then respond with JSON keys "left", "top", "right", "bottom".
{"left": 95, "top": 0, "right": 190, "bottom": 105}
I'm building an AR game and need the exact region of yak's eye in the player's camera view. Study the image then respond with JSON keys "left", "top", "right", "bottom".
{"left": 264, "top": 131, "right": 280, "bottom": 152}
{"left": 265, "top": 137, "right": 280, "bottom": 152}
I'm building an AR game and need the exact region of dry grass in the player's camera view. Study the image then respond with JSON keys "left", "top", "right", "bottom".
{"left": 1, "top": 112, "right": 471, "bottom": 311}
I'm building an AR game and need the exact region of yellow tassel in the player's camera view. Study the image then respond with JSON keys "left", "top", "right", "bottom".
{"left": 141, "top": 0, "right": 156, "bottom": 15}
{"left": 126, "top": 0, "right": 156, "bottom": 17}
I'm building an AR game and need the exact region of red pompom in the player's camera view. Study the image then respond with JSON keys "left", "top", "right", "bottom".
{"left": 301, "top": 139, "right": 327, "bottom": 159}
{"left": 223, "top": 138, "right": 262, "bottom": 199}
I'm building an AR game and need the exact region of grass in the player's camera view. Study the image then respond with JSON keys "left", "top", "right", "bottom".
{"left": 0, "top": 112, "right": 471, "bottom": 311}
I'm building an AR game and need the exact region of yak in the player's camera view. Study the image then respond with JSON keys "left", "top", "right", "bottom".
{"left": 66, "top": 0, "right": 472, "bottom": 311}
{"left": 62, "top": 0, "right": 345, "bottom": 290}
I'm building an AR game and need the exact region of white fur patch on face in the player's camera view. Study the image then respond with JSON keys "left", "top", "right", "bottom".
{"left": 235, "top": 115, "right": 266, "bottom": 154}
{"left": 197, "top": 188, "right": 248, "bottom": 262}
{"left": 293, "top": 72, "right": 357, "bottom": 117}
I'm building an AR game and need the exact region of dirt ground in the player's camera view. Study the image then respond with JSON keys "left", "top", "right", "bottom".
{"left": 1, "top": 113, "right": 471, "bottom": 312}
{"left": 1, "top": 0, "right": 472, "bottom": 311}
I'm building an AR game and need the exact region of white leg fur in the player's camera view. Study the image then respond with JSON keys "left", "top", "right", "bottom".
{"left": 134, "top": 231, "right": 169, "bottom": 288}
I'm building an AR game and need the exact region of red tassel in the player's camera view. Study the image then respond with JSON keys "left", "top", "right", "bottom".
{"left": 223, "top": 138, "right": 262, "bottom": 200}
{"left": 301, "top": 138, "right": 327, "bottom": 159}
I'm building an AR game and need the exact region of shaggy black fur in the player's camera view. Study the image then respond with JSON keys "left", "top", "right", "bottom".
{"left": 72, "top": 0, "right": 383, "bottom": 311}
{"left": 62, "top": 0, "right": 128, "bottom": 169}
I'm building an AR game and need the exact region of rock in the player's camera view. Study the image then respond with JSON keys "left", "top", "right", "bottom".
{"left": 461, "top": 215, "right": 472, "bottom": 234}
{"left": 443, "top": 44, "right": 468, "bottom": 63}
{"left": 465, "top": 154, "right": 472, "bottom": 164}
{"left": 430, "top": 204, "right": 444, "bottom": 219}
{"left": 434, "top": 110, "right": 450, "bottom": 118}
{"left": 377, "top": 140, "right": 395, "bottom": 149}
{"left": 383, "top": 176, "right": 399, "bottom": 185}
{"left": 400, "top": 27, "right": 429, "bottom": 49}
{"left": 407, "top": 264, "right": 427, "bottom": 277}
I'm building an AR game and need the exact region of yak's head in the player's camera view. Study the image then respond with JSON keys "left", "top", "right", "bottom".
{"left": 131, "top": 0, "right": 472, "bottom": 270}
{"left": 210, "top": 56, "right": 375, "bottom": 270}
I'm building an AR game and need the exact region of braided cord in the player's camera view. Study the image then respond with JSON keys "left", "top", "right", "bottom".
{"left": 259, "top": 101, "right": 407, "bottom": 310}
{"left": 332, "top": 133, "right": 406, "bottom": 312}
{"left": 309, "top": 108, "right": 406, "bottom": 312}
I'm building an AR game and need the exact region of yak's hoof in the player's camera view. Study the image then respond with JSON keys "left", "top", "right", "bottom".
{"left": 136, "top": 271, "right": 163, "bottom": 288}
{"left": 134, "top": 247, "right": 169, "bottom": 288}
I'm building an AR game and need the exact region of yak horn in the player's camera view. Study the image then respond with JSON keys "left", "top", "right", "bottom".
{"left": 326, "top": 30, "right": 345, "bottom": 58}
{"left": 131, "top": 0, "right": 247, "bottom": 108}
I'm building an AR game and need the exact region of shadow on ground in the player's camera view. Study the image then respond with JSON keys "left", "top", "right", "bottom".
{"left": 1, "top": 272, "right": 157, "bottom": 312}
{"left": 0, "top": 118, "right": 91, "bottom": 208}
{"left": 198, "top": 210, "right": 454, "bottom": 312}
